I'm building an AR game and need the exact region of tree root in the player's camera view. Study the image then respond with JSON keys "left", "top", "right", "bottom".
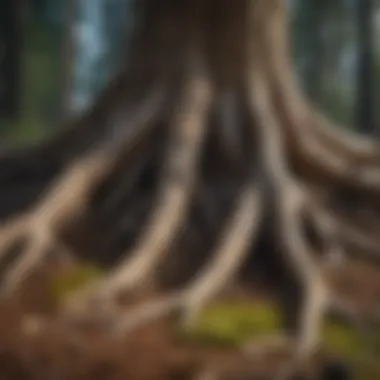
{"left": 107, "top": 180, "right": 262, "bottom": 333}
{"left": 0, "top": 87, "right": 164, "bottom": 293}
{"left": 307, "top": 202, "right": 380, "bottom": 266}
{"left": 64, "top": 169, "right": 261, "bottom": 327}
{"left": 327, "top": 213, "right": 380, "bottom": 265}
{"left": 247, "top": 7, "right": 329, "bottom": 372}
{"left": 179, "top": 182, "right": 262, "bottom": 324}
{"left": 263, "top": 0, "right": 380, "bottom": 195}
{"left": 62, "top": 45, "right": 213, "bottom": 318}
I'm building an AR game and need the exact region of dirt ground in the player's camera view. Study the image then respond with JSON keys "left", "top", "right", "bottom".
{"left": 0, "top": 258, "right": 378, "bottom": 380}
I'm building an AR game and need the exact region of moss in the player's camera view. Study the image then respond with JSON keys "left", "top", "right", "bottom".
{"left": 180, "top": 301, "right": 282, "bottom": 347}
{"left": 179, "top": 301, "right": 380, "bottom": 379}
{"left": 49, "top": 264, "right": 105, "bottom": 306}
{"left": 322, "top": 322, "right": 364, "bottom": 358}
{"left": 180, "top": 301, "right": 380, "bottom": 357}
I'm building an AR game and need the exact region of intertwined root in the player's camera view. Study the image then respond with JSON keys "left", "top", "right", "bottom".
{"left": 250, "top": 89, "right": 326, "bottom": 374}
{"left": 114, "top": 180, "right": 262, "bottom": 333}
{"left": 63, "top": 46, "right": 213, "bottom": 318}
{"left": 0, "top": 87, "right": 164, "bottom": 294}
{"left": 179, "top": 181, "right": 262, "bottom": 327}
{"left": 265, "top": 0, "right": 380, "bottom": 193}
{"left": 248, "top": 4, "right": 330, "bottom": 367}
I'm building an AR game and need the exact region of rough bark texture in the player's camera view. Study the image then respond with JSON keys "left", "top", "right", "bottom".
{"left": 0, "top": 0, "right": 379, "bottom": 378}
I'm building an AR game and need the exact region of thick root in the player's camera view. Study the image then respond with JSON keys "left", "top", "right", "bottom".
{"left": 267, "top": 0, "right": 378, "bottom": 165}
{"left": 2, "top": 227, "right": 53, "bottom": 294}
{"left": 0, "top": 218, "right": 30, "bottom": 264}
{"left": 84, "top": 178, "right": 261, "bottom": 333}
{"left": 247, "top": 14, "right": 329, "bottom": 371}
{"left": 63, "top": 44, "right": 213, "bottom": 318}
{"left": 0, "top": 88, "right": 163, "bottom": 293}
{"left": 180, "top": 180, "right": 263, "bottom": 327}
{"left": 263, "top": 0, "right": 380, "bottom": 194}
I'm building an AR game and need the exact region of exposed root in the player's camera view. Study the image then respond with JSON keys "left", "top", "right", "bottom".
{"left": 303, "top": 192, "right": 380, "bottom": 266}
{"left": 114, "top": 293, "right": 183, "bottom": 333}
{"left": 0, "top": 88, "right": 163, "bottom": 293}
{"left": 267, "top": 0, "right": 375, "bottom": 165}
{"left": 325, "top": 211, "right": 380, "bottom": 265}
{"left": 63, "top": 45, "right": 212, "bottom": 318}
{"left": 307, "top": 196, "right": 345, "bottom": 268}
{"left": 101, "top": 179, "right": 261, "bottom": 334}
{"left": 179, "top": 180, "right": 262, "bottom": 327}
{"left": 247, "top": 9, "right": 329, "bottom": 372}
{"left": 310, "top": 112, "right": 380, "bottom": 163}
{"left": 2, "top": 228, "right": 54, "bottom": 295}
{"left": 0, "top": 218, "right": 29, "bottom": 263}
{"left": 264, "top": 0, "right": 380, "bottom": 193}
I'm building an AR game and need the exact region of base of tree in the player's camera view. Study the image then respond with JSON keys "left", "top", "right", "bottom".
{"left": 0, "top": 259, "right": 377, "bottom": 380}
{"left": 0, "top": 0, "right": 380, "bottom": 378}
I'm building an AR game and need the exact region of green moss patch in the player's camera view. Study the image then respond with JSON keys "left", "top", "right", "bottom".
{"left": 49, "top": 264, "right": 105, "bottom": 306}
{"left": 322, "top": 322, "right": 364, "bottom": 358}
{"left": 178, "top": 300, "right": 380, "bottom": 378}
{"left": 180, "top": 301, "right": 282, "bottom": 347}
{"left": 180, "top": 301, "right": 380, "bottom": 358}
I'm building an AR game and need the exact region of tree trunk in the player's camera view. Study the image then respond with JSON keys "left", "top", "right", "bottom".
{"left": 0, "top": 0, "right": 379, "bottom": 377}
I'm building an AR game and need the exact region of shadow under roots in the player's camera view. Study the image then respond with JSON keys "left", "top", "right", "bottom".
{"left": 158, "top": 96, "right": 256, "bottom": 289}
{"left": 56, "top": 125, "right": 167, "bottom": 267}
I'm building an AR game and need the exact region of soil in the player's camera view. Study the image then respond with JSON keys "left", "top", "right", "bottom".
{"left": 0, "top": 257, "right": 378, "bottom": 380}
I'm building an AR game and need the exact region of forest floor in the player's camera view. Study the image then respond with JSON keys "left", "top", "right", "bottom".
{"left": 0, "top": 257, "right": 379, "bottom": 380}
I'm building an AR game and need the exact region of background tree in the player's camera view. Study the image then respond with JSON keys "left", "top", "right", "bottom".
{"left": 60, "top": 0, "right": 78, "bottom": 122}
{"left": 356, "top": 0, "right": 375, "bottom": 134}
{"left": 0, "top": 0, "right": 24, "bottom": 122}
{"left": 71, "top": 0, "right": 132, "bottom": 115}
